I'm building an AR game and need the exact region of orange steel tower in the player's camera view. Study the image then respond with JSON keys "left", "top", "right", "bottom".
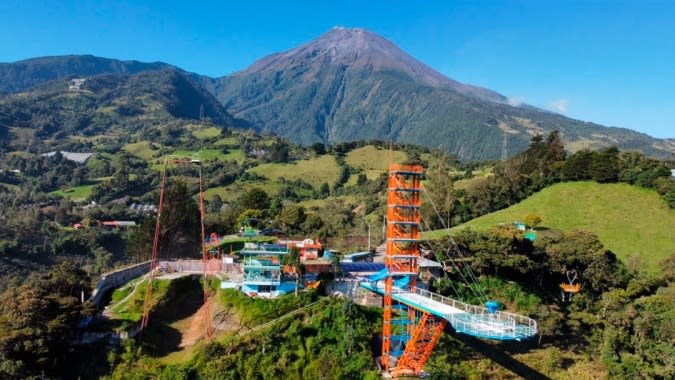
{"left": 383, "top": 164, "right": 447, "bottom": 377}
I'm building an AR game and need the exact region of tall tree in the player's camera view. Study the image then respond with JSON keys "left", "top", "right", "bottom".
{"left": 159, "top": 178, "right": 201, "bottom": 259}
{"left": 562, "top": 149, "right": 594, "bottom": 180}
{"left": 127, "top": 218, "right": 156, "bottom": 262}
{"left": 239, "top": 187, "right": 271, "bottom": 211}
{"left": 284, "top": 246, "right": 303, "bottom": 297}
{"left": 277, "top": 205, "right": 306, "bottom": 233}
{"left": 590, "top": 146, "right": 620, "bottom": 183}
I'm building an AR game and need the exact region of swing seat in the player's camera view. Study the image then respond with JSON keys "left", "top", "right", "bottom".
{"left": 559, "top": 283, "right": 581, "bottom": 293}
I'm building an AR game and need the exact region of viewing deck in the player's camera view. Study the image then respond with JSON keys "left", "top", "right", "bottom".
{"left": 360, "top": 280, "right": 537, "bottom": 341}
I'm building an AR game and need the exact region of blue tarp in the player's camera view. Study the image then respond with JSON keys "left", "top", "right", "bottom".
{"left": 340, "top": 262, "right": 386, "bottom": 273}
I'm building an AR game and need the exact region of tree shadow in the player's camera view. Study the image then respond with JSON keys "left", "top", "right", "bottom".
{"left": 451, "top": 328, "right": 552, "bottom": 380}
{"left": 153, "top": 276, "right": 204, "bottom": 321}
{"left": 142, "top": 322, "right": 184, "bottom": 357}
{"left": 141, "top": 276, "right": 205, "bottom": 356}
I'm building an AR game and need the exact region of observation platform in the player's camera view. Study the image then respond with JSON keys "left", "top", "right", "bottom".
{"left": 359, "top": 279, "right": 537, "bottom": 341}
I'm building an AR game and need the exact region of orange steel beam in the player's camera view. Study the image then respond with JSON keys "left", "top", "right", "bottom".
{"left": 141, "top": 161, "right": 168, "bottom": 331}
{"left": 383, "top": 165, "right": 446, "bottom": 377}
{"left": 141, "top": 160, "right": 212, "bottom": 343}
{"left": 383, "top": 164, "right": 423, "bottom": 374}
{"left": 383, "top": 275, "right": 392, "bottom": 370}
{"left": 198, "top": 165, "right": 214, "bottom": 341}
{"left": 394, "top": 312, "right": 447, "bottom": 377}
{"left": 415, "top": 317, "right": 447, "bottom": 374}
{"left": 395, "top": 312, "right": 431, "bottom": 375}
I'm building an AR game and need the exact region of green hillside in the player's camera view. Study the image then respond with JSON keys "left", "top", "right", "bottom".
{"left": 344, "top": 145, "right": 408, "bottom": 180}
{"left": 248, "top": 155, "right": 342, "bottom": 189}
{"left": 425, "top": 182, "right": 675, "bottom": 273}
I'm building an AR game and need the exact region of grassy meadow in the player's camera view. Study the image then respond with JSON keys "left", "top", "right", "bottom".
{"left": 344, "top": 146, "right": 408, "bottom": 179}
{"left": 248, "top": 155, "right": 342, "bottom": 189}
{"left": 424, "top": 182, "right": 675, "bottom": 273}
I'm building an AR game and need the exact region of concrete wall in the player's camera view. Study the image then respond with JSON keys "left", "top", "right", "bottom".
{"left": 90, "top": 259, "right": 245, "bottom": 306}
{"left": 158, "top": 259, "right": 228, "bottom": 273}
{"left": 89, "top": 261, "right": 151, "bottom": 306}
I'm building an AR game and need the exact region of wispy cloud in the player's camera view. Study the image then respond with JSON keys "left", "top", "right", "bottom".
{"left": 507, "top": 96, "right": 525, "bottom": 107}
{"left": 548, "top": 99, "right": 569, "bottom": 113}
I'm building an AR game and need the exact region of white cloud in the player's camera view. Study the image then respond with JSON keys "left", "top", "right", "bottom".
{"left": 507, "top": 96, "right": 525, "bottom": 107}
{"left": 548, "top": 99, "right": 569, "bottom": 114}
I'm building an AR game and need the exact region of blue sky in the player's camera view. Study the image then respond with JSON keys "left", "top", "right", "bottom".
{"left": 1, "top": 1, "right": 673, "bottom": 138}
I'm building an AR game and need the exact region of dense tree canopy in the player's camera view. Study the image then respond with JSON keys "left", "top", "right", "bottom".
{"left": 0, "top": 262, "right": 95, "bottom": 378}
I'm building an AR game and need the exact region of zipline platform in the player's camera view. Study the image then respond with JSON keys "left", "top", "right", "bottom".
{"left": 359, "top": 280, "right": 537, "bottom": 341}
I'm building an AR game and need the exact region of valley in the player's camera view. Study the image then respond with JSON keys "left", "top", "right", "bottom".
{"left": 0, "top": 26, "right": 673, "bottom": 380}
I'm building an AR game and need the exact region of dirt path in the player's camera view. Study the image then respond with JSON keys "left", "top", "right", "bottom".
{"left": 178, "top": 290, "right": 244, "bottom": 347}
{"left": 179, "top": 302, "right": 208, "bottom": 348}
{"left": 213, "top": 305, "right": 245, "bottom": 335}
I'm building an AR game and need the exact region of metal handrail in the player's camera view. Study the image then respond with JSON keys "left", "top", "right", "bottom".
{"left": 360, "top": 279, "right": 537, "bottom": 339}
{"left": 409, "top": 287, "right": 537, "bottom": 338}
{"left": 242, "top": 274, "right": 281, "bottom": 284}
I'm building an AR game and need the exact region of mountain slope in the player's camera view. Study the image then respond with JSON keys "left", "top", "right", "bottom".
{"left": 212, "top": 28, "right": 675, "bottom": 161}
{"left": 236, "top": 27, "right": 507, "bottom": 103}
{"left": 0, "top": 69, "right": 239, "bottom": 152}
{"left": 428, "top": 182, "right": 675, "bottom": 273}
{"left": 0, "top": 55, "right": 179, "bottom": 93}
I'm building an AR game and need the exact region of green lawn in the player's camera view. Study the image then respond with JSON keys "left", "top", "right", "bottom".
{"left": 123, "top": 141, "right": 160, "bottom": 160}
{"left": 424, "top": 182, "right": 675, "bottom": 273}
{"left": 6, "top": 151, "right": 34, "bottom": 159}
{"left": 344, "top": 146, "right": 408, "bottom": 179}
{"left": 215, "top": 136, "right": 239, "bottom": 146}
{"left": 297, "top": 195, "right": 358, "bottom": 211}
{"left": 203, "top": 185, "right": 238, "bottom": 201}
{"left": 109, "top": 278, "right": 172, "bottom": 323}
{"left": 52, "top": 184, "right": 96, "bottom": 201}
{"left": 248, "top": 155, "right": 342, "bottom": 189}
{"left": 204, "top": 181, "right": 283, "bottom": 202}
{"left": 191, "top": 126, "right": 222, "bottom": 139}
{"left": 52, "top": 176, "right": 114, "bottom": 201}
{"left": 168, "top": 149, "right": 227, "bottom": 161}
{"left": 346, "top": 173, "right": 360, "bottom": 186}
{"left": 222, "top": 149, "right": 246, "bottom": 163}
